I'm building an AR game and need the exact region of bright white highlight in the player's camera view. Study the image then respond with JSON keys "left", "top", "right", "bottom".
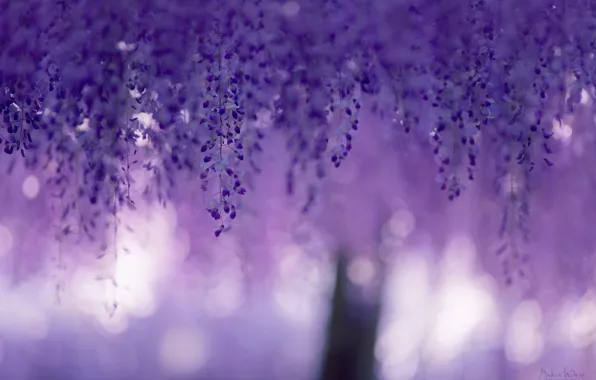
{"left": 68, "top": 201, "right": 177, "bottom": 331}
{"left": 348, "top": 257, "right": 376, "bottom": 286}
{"left": 346, "top": 60, "right": 358, "bottom": 72}
{"left": 427, "top": 277, "right": 496, "bottom": 363}
{"left": 113, "top": 250, "right": 158, "bottom": 319}
{"left": 274, "top": 244, "right": 332, "bottom": 323}
{"left": 180, "top": 109, "right": 190, "bottom": 124}
{"left": 0, "top": 225, "right": 13, "bottom": 257}
{"left": 386, "top": 209, "right": 416, "bottom": 239}
{"left": 581, "top": 89, "right": 590, "bottom": 105}
{"left": 379, "top": 245, "right": 501, "bottom": 379}
{"left": 129, "top": 88, "right": 144, "bottom": 99}
{"left": 426, "top": 237, "right": 496, "bottom": 363}
{"left": 282, "top": 1, "right": 300, "bottom": 17}
{"left": 134, "top": 112, "right": 154, "bottom": 128}
{"left": 159, "top": 327, "right": 208, "bottom": 376}
{"left": 382, "top": 209, "right": 416, "bottom": 252}
{"left": 203, "top": 276, "right": 244, "bottom": 317}
{"left": 109, "top": 204, "right": 177, "bottom": 318}
{"left": 95, "top": 307, "right": 129, "bottom": 335}
{"left": 387, "top": 253, "right": 431, "bottom": 316}
{"left": 254, "top": 109, "right": 273, "bottom": 129}
{"left": 22, "top": 175, "right": 40, "bottom": 199}
{"left": 133, "top": 112, "right": 158, "bottom": 147}
{"left": 116, "top": 41, "right": 137, "bottom": 52}
{"left": 552, "top": 118, "right": 573, "bottom": 144}
{"left": 562, "top": 291, "right": 596, "bottom": 348}
{"left": 198, "top": 237, "right": 246, "bottom": 317}
{"left": 505, "top": 300, "right": 544, "bottom": 364}
{"left": 0, "top": 280, "right": 49, "bottom": 340}
{"left": 76, "top": 118, "right": 90, "bottom": 132}
{"left": 441, "top": 236, "right": 476, "bottom": 276}
{"left": 377, "top": 253, "right": 430, "bottom": 379}
{"left": 502, "top": 172, "right": 522, "bottom": 196}
{"left": 377, "top": 321, "right": 420, "bottom": 379}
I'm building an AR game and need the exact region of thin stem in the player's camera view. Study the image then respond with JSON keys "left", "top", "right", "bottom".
{"left": 126, "top": 92, "right": 131, "bottom": 200}
{"left": 217, "top": 24, "right": 225, "bottom": 225}
{"left": 111, "top": 183, "right": 119, "bottom": 314}
{"left": 56, "top": 165, "right": 64, "bottom": 304}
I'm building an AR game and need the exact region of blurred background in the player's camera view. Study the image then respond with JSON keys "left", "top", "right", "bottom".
{"left": 0, "top": 105, "right": 595, "bottom": 380}
{"left": 0, "top": 176, "right": 594, "bottom": 380}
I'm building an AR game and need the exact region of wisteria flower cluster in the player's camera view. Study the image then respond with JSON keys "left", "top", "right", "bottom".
{"left": 0, "top": 0, "right": 592, "bottom": 266}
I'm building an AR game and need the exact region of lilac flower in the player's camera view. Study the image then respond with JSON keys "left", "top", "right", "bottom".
{"left": 1, "top": 0, "right": 590, "bottom": 251}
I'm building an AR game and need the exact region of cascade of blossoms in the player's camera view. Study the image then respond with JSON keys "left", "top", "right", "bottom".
{"left": 1, "top": 0, "right": 596, "bottom": 285}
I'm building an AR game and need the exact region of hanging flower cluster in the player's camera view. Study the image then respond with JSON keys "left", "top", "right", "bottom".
{"left": 0, "top": 0, "right": 594, "bottom": 259}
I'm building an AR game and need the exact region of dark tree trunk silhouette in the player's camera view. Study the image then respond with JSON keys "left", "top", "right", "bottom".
{"left": 317, "top": 252, "right": 385, "bottom": 380}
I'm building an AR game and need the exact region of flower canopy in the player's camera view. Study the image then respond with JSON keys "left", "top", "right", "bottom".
{"left": 1, "top": 0, "right": 596, "bottom": 288}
